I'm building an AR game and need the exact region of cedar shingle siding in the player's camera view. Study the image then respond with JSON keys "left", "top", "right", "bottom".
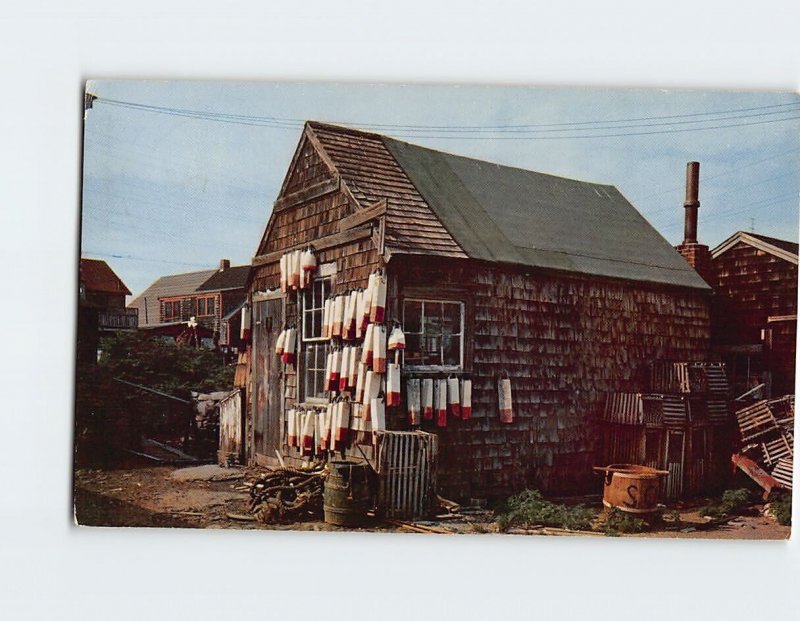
{"left": 248, "top": 122, "right": 713, "bottom": 498}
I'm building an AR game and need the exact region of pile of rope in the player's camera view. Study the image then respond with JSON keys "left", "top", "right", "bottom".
{"left": 249, "top": 464, "right": 327, "bottom": 524}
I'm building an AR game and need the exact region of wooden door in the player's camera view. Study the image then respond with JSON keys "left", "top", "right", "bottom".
{"left": 252, "top": 296, "right": 283, "bottom": 463}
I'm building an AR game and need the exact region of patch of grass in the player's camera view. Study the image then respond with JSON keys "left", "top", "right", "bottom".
{"left": 770, "top": 492, "right": 792, "bottom": 526}
{"left": 600, "top": 508, "right": 649, "bottom": 536}
{"left": 699, "top": 488, "right": 753, "bottom": 519}
{"left": 495, "top": 489, "right": 597, "bottom": 532}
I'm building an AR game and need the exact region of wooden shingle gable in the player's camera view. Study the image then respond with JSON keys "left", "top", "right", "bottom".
{"left": 711, "top": 231, "right": 799, "bottom": 265}
{"left": 306, "top": 122, "right": 466, "bottom": 260}
{"left": 254, "top": 123, "right": 402, "bottom": 263}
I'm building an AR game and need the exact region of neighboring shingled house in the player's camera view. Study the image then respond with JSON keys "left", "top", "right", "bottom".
{"left": 128, "top": 259, "right": 250, "bottom": 348}
{"left": 673, "top": 162, "right": 798, "bottom": 398}
{"left": 244, "top": 121, "right": 712, "bottom": 499}
{"left": 710, "top": 231, "right": 798, "bottom": 396}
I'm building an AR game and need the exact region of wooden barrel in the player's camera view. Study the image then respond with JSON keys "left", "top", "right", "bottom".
{"left": 593, "top": 464, "right": 670, "bottom": 514}
{"left": 323, "top": 460, "right": 373, "bottom": 526}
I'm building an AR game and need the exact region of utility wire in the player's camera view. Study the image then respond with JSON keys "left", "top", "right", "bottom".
{"left": 95, "top": 97, "right": 800, "bottom": 140}
{"left": 659, "top": 190, "right": 799, "bottom": 231}
{"left": 633, "top": 146, "right": 800, "bottom": 202}
{"left": 81, "top": 251, "right": 217, "bottom": 269}
{"left": 98, "top": 96, "right": 800, "bottom": 131}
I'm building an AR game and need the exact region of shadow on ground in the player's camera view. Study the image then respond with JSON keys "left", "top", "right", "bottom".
{"left": 74, "top": 488, "right": 200, "bottom": 529}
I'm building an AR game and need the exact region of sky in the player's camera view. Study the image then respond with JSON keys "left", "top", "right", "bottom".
{"left": 81, "top": 81, "right": 800, "bottom": 298}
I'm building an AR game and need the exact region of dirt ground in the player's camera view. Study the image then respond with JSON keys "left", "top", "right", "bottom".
{"left": 73, "top": 464, "right": 791, "bottom": 539}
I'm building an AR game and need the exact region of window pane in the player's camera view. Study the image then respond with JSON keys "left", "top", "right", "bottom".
{"left": 402, "top": 299, "right": 464, "bottom": 368}
{"left": 424, "top": 302, "right": 443, "bottom": 337}
{"left": 303, "top": 343, "right": 328, "bottom": 400}
{"left": 404, "top": 334, "right": 423, "bottom": 366}
{"left": 404, "top": 300, "right": 422, "bottom": 333}
{"left": 302, "top": 278, "right": 329, "bottom": 341}
{"left": 442, "top": 335, "right": 459, "bottom": 366}
{"left": 207, "top": 298, "right": 215, "bottom": 315}
{"left": 442, "top": 302, "right": 461, "bottom": 334}
{"left": 304, "top": 347, "right": 318, "bottom": 398}
{"left": 423, "top": 334, "right": 441, "bottom": 366}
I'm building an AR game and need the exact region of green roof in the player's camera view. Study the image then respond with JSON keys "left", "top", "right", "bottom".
{"left": 382, "top": 136, "right": 710, "bottom": 290}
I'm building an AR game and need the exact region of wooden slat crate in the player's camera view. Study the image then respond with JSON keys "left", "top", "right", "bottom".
{"left": 688, "top": 398, "right": 708, "bottom": 423}
{"left": 704, "top": 363, "right": 730, "bottom": 395}
{"left": 707, "top": 400, "right": 729, "bottom": 425}
{"left": 662, "top": 395, "right": 688, "bottom": 429}
{"left": 768, "top": 395, "right": 795, "bottom": 426}
{"left": 687, "top": 364, "right": 709, "bottom": 393}
{"left": 736, "top": 400, "right": 779, "bottom": 442}
{"left": 603, "top": 393, "right": 642, "bottom": 425}
{"left": 771, "top": 457, "right": 793, "bottom": 490}
{"left": 651, "top": 362, "right": 691, "bottom": 394}
{"left": 760, "top": 433, "right": 794, "bottom": 467}
{"left": 376, "top": 431, "right": 438, "bottom": 519}
{"left": 642, "top": 395, "right": 664, "bottom": 426}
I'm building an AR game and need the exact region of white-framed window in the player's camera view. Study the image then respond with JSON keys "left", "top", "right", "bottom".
{"left": 301, "top": 275, "right": 331, "bottom": 401}
{"left": 402, "top": 298, "right": 464, "bottom": 371}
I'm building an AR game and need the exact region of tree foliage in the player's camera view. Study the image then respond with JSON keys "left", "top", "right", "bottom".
{"left": 75, "top": 332, "right": 234, "bottom": 462}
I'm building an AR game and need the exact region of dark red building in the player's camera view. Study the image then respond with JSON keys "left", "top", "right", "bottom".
{"left": 78, "top": 258, "right": 137, "bottom": 363}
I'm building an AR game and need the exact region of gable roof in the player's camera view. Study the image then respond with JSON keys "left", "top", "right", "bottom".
{"left": 196, "top": 265, "right": 251, "bottom": 292}
{"left": 748, "top": 232, "right": 799, "bottom": 256}
{"left": 711, "top": 231, "right": 799, "bottom": 264}
{"left": 308, "top": 122, "right": 465, "bottom": 259}
{"left": 301, "top": 122, "right": 709, "bottom": 290}
{"left": 80, "top": 258, "right": 131, "bottom": 296}
{"left": 128, "top": 269, "right": 216, "bottom": 327}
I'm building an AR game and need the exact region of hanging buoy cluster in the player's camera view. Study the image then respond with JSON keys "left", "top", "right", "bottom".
{"left": 280, "top": 247, "right": 317, "bottom": 292}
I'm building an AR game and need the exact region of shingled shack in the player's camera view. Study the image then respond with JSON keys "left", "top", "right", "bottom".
{"left": 244, "top": 122, "right": 712, "bottom": 499}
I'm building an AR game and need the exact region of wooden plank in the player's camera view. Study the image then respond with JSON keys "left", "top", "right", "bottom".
{"left": 252, "top": 224, "right": 374, "bottom": 267}
{"left": 337, "top": 199, "right": 387, "bottom": 232}
{"left": 273, "top": 176, "right": 341, "bottom": 212}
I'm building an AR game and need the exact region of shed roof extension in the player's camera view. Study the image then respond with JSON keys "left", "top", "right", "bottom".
{"left": 305, "top": 122, "right": 709, "bottom": 291}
